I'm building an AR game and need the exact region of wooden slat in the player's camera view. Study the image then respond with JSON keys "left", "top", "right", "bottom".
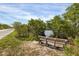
{"left": 39, "top": 36, "right": 68, "bottom": 48}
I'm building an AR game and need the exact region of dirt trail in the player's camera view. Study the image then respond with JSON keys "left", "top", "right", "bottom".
{"left": 19, "top": 41, "right": 64, "bottom": 56}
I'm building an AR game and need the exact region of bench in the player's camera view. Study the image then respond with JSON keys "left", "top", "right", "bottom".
{"left": 39, "top": 36, "right": 68, "bottom": 48}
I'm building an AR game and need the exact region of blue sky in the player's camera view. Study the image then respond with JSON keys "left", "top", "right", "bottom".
{"left": 0, "top": 3, "right": 71, "bottom": 25}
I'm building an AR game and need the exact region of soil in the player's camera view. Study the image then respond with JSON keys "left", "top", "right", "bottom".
{"left": 19, "top": 41, "right": 64, "bottom": 56}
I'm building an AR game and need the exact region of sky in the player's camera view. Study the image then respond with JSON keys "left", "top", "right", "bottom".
{"left": 0, "top": 3, "right": 71, "bottom": 25}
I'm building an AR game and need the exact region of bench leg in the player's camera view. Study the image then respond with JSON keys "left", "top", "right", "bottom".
{"left": 46, "top": 38, "right": 49, "bottom": 46}
{"left": 39, "top": 40, "right": 42, "bottom": 44}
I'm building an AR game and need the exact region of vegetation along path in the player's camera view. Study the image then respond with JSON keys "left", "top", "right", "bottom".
{"left": 0, "top": 29, "right": 14, "bottom": 39}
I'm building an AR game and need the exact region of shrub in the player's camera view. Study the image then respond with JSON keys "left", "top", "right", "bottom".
{"left": 13, "top": 22, "right": 29, "bottom": 39}
{"left": 27, "top": 33, "right": 39, "bottom": 41}
{"left": 64, "top": 37, "right": 79, "bottom": 56}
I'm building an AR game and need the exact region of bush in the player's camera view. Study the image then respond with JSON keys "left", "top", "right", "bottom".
{"left": 27, "top": 33, "right": 39, "bottom": 41}
{"left": 13, "top": 22, "right": 29, "bottom": 39}
{"left": 28, "top": 19, "right": 46, "bottom": 36}
{"left": 0, "top": 24, "right": 11, "bottom": 29}
{"left": 64, "top": 37, "right": 79, "bottom": 56}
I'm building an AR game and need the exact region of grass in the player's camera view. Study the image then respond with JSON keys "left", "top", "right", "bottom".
{"left": 0, "top": 31, "right": 21, "bottom": 49}
{"left": 0, "top": 31, "right": 64, "bottom": 56}
{"left": 0, "top": 31, "right": 22, "bottom": 56}
{"left": 1, "top": 30, "right": 79, "bottom": 56}
{"left": 64, "top": 37, "right": 79, "bottom": 56}
{"left": 0, "top": 30, "right": 64, "bottom": 56}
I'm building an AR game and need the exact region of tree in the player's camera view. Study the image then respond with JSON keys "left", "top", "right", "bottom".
{"left": 47, "top": 15, "right": 63, "bottom": 38}
{"left": 28, "top": 18, "right": 46, "bottom": 40}
{"left": 63, "top": 3, "right": 79, "bottom": 38}
{"left": 47, "top": 15, "right": 75, "bottom": 39}
{"left": 28, "top": 18, "right": 46, "bottom": 35}
{"left": 64, "top": 3, "right": 79, "bottom": 22}
{"left": 13, "top": 22, "right": 28, "bottom": 38}
{"left": 13, "top": 22, "right": 22, "bottom": 36}
{"left": 0, "top": 23, "right": 11, "bottom": 29}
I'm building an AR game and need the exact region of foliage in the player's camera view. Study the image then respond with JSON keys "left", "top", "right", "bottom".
{"left": 64, "top": 37, "right": 79, "bottom": 56}
{"left": 63, "top": 3, "right": 79, "bottom": 38}
{"left": 28, "top": 18, "right": 46, "bottom": 40}
{"left": 27, "top": 33, "right": 39, "bottom": 41}
{"left": 64, "top": 3, "right": 79, "bottom": 22}
{"left": 13, "top": 22, "right": 28, "bottom": 38}
{"left": 0, "top": 24, "right": 11, "bottom": 29}
{"left": 13, "top": 19, "right": 46, "bottom": 41}
{"left": 28, "top": 18, "right": 46, "bottom": 35}
{"left": 9, "top": 3, "right": 79, "bottom": 40}
{"left": 48, "top": 16, "right": 63, "bottom": 38}
{"left": 46, "top": 3, "right": 79, "bottom": 39}
{"left": 47, "top": 16, "right": 71, "bottom": 38}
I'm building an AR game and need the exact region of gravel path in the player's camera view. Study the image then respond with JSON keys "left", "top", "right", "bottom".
{"left": 0, "top": 29, "right": 14, "bottom": 39}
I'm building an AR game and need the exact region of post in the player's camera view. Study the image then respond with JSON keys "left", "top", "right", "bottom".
{"left": 39, "top": 36, "right": 42, "bottom": 44}
{"left": 46, "top": 38, "right": 48, "bottom": 46}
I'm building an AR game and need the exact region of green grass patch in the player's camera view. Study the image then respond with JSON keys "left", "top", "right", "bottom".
{"left": 0, "top": 31, "right": 21, "bottom": 49}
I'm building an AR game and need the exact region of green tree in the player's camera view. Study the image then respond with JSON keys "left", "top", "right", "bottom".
{"left": 13, "top": 22, "right": 28, "bottom": 38}
{"left": 0, "top": 23, "right": 11, "bottom": 29}
{"left": 63, "top": 3, "right": 79, "bottom": 38}
{"left": 13, "top": 22, "right": 22, "bottom": 36}
{"left": 47, "top": 16, "right": 63, "bottom": 38}
{"left": 28, "top": 18, "right": 46, "bottom": 40}
{"left": 47, "top": 15, "right": 74, "bottom": 39}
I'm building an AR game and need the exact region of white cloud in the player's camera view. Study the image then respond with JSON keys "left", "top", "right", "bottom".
{"left": 40, "top": 15, "right": 54, "bottom": 22}
{"left": 0, "top": 5, "right": 31, "bottom": 15}
{"left": 0, "top": 4, "right": 55, "bottom": 24}
{"left": 0, "top": 5, "right": 31, "bottom": 20}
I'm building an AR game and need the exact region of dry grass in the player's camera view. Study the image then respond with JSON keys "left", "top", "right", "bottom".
{"left": 0, "top": 41, "right": 64, "bottom": 56}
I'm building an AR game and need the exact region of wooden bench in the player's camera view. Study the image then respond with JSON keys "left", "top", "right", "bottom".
{"left": 39, "top": 36, "right": 68, "bottom": 48}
